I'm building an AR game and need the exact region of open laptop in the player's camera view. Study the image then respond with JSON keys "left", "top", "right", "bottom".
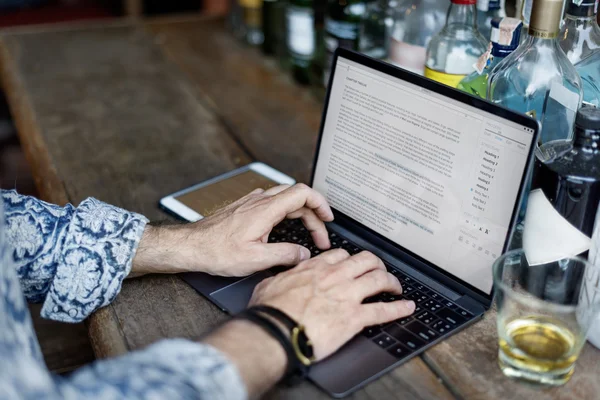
{"left": 180, "top": 48, "right": 539, "bottom": 397}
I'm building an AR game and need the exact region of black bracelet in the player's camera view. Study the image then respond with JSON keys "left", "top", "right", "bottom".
{"left": 250, "top": 305, "right": 315, "bottom": 367}
{"left": 237, "top": 307, "right": 312, "bottom": 385}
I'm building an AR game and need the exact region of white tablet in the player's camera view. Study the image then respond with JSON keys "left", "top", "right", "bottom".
{"left": 159, "top": 162, "right": 296, "bottom": 222}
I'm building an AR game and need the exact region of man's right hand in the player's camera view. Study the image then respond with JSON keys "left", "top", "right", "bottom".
{"left": 249, "top": 249, "right": 416, "bottom": 361}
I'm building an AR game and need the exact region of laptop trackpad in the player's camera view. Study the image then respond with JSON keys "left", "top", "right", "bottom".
{"left": 210, "top": 271, "right": 273, "bottom": 314}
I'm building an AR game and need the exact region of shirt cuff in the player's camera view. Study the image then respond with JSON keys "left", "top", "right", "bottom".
{"left": 41, "top": 198, "right": 148, "bottom": 322}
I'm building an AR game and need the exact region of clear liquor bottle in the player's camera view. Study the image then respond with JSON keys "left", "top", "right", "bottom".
{"left": 476, "top": 0, "right": 506, "bottom": 40}
{"left": 457, "top": 17, "right": 522, "bottom": 98}
{"left": 488, "top": 0, "right": 583, "bottom": 150}
{"left": 389, "top": 0, "right": 448, "bottom": 75}
{"left": 560, "top": 0, "right": 600, "bottom": 65}
{"left": 359, "top": 0, "right": 396, "bottom": 59}
{"left": 287, "top": 0, "right": 316, "bottom": 84}
{"left": 240, "top": 0, "right": 265, "bottom": 45}
{"left": 424, "top": 0, "right": 488, "bottom": 88}
{"left": 575, "top": 49, "right": 600, "bottom": 107}
{"left": 323, "top": 0, "right": 367, "bottom": 86}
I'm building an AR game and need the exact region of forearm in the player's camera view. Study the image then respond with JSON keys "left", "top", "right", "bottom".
{"left": 130, "top": 223, "right": 199, "bottom": 277}
{"left": 203, "top": 319, "right": 287, "bottom": 398}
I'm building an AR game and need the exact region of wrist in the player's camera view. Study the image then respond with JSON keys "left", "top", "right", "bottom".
{"left": 131, "top": 223, "right": 205, "bottom": 276}
{"left": 204, "top": 319, "right": 287, "bottom": 397}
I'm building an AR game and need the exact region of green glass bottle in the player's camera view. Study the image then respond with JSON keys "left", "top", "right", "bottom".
{"left": 263, "top": 0, "right": 282, "bottom": 55}
{"left": 287, "top": 0, "right": 316, "bottom": 84}
{"left": 323, "top": 0, "right": 367, "bottom": 86}
{"left": 457, "top": 17, "right": 522, "bottom": 98}
{"left": 310, "top": 0, "right": 328, "bottom": 98}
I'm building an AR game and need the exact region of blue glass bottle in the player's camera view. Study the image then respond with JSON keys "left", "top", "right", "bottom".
{"left": 576, "top": 50, "right": 600, "bottom": 107}
{"left": 457, "top": 17, "right": 522, "bottom": 98}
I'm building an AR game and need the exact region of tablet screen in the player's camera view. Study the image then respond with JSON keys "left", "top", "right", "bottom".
{"left": 175, "top": 170, "right": 278, "bottom": 216}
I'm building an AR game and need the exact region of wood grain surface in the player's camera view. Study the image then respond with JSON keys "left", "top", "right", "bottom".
{"left": 2, "top": 16, "right": 598, "bottom": 400}
{"left": 0, "top": 19, "right": 453, "bottom": 399}
{"left": 148, "top": 18, "right": 323, "bottom": 184}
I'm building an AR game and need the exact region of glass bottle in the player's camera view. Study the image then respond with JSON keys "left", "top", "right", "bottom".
{"left": 240, "top": 0, "right": 265, "bottom": 45}
{"left": 488, "top": 0, "right": 583, "bottom": 150}
{"left": 389, "top": 0, "right": 448, "bottom": 75}
{"left": 531, "top": 105, "right": 600, "bottom": 238}
{"left": 476, "top": 0, "right": 506, "bottom": 40}
{"left": 310, "top": 0, "right": 328, "bottom": 97}
{"left": 515, "top": 0, "right": 533, "bottom": 42}
{"left": 228, "top": 0, "right": 246, "bottom": 40}
{"left": 323, "top": 0, "right": 367, "bottom": 86}
{"left": 287, "top": 0, "right": 316, "bottom": 84}
{"left": 576, "top": 50, "right": 600, "bottom": 107}
{"left": 359, "top": 0, "right": 396, "bottom": 59}
{"left": 424, "top": 0, "right": 488, "bottom": 88}
{"left": 560, "top": 0, "right": 600, "bottom": 65}
{"left": 263, "top": 0, "right": 285, "bottom": 55}
{"left": 457, "top": 17, "right": 522, "bottom": 98}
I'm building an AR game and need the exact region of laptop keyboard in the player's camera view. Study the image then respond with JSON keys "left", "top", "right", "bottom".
{"left": 269, "top": 219, "right": 475, "bottom": 358}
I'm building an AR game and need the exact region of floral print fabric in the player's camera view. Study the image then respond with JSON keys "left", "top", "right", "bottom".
{"left": 0, "top": 190, "right": 246, "bottom": 400}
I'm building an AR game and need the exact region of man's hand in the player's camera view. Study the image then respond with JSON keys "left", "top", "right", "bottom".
{"left": 131, "top": 184, "right": 334, "bottom": 277}
{"left": 249, "top": 249, "right": 416, "bottom": 360}
{"left": 204, "top": 250, "right": 415, "bottom": 397}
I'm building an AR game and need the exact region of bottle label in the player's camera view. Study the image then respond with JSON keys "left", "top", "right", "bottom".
{"left": 549, "top": 81, "right": 580, "bottom": 115}
{"left": 424, "top": 67, "right": 467, "bottom": 88}
{"left": 389, "top": 39, "right": 427, "bottom": 75}
{"left": 287, "top": 7, "right": 315, "bottom": 59}
{"left": 474, "top": 43, "right": 493, "bottom": 74}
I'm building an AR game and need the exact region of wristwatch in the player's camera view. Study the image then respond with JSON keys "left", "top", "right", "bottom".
{"left": 238, "top": 305, "right": 315, "bottom": 384}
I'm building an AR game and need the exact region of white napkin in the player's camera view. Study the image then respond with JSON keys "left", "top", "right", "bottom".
{"left": 522, "top": 189, "right": 591, "bottom": 266}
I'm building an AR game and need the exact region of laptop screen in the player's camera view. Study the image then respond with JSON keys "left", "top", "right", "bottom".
{"left": 312, "top": 55, "right": 535, "bottom": 294}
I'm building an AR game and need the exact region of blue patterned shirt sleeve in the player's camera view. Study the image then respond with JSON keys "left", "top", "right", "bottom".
{"left": 0, "top": 191, "right": 247, "bottom": 399}
{"left": 2, "top": 190, "right": 147, "bottom": 322}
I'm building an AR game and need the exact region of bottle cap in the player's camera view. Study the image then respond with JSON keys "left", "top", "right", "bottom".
{"left": 575, "top": 104, "right": 600, "bottom": 131}
{"left": 566, "top": 0, "right": 598, "bottom": 18}
{"left": 452, "top": 0, "right": 477, "bottom": 4}
{"left": 490, "top": 17, "right": 522, "bottom": 55}
{"left": 529, "top": 0, "right": 564, "bottom": 38}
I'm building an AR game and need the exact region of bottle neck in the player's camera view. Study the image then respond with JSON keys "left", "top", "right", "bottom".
{"left": 488, "top": 0, "right": 502, "bottom": 10}
{"left": 490, "top": 44, "right": 517, "bottom": 58}
{"left": 447, "top": 2, "right": 478, "bottom": 29}
{"left": 522, "top": 34, "right": 561, "bottom": 48}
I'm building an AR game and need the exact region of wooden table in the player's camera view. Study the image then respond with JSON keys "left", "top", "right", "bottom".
{"left": 1, "top": 17, "right": 599, "bottom": 400}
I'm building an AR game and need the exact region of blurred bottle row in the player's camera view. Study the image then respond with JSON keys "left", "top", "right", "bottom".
{"left": 231, "top": 0, "right": 600, "bottom": 150}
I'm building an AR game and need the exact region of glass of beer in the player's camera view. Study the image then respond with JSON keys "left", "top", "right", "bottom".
{"left": 493, "top": 250, "right": 600, "bottom": 386}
